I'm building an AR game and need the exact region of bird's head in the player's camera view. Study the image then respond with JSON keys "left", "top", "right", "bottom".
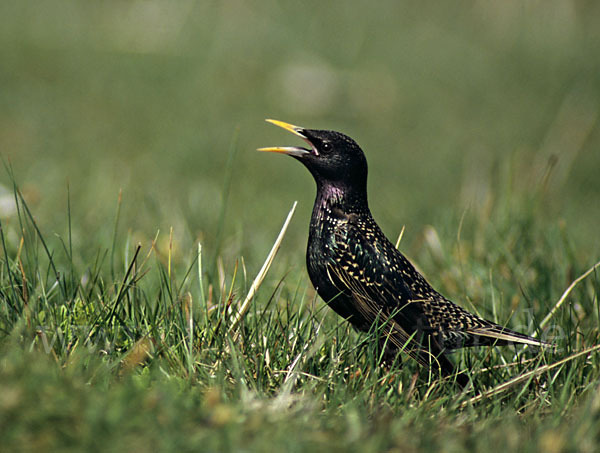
{"left": 258, "top": 119, "right": 368, "bottom": 193}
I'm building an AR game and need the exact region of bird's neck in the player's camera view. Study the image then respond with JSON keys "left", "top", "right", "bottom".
{"left": 314, "top": 181, "right": 369, "bottom": 216}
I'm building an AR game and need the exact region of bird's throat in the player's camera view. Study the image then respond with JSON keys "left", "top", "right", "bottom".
{"left": 314, "top": 182, "right": 369, "bottom": 221}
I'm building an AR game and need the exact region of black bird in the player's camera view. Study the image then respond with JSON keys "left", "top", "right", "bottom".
{"left": 259, "top": 119, "right": 548, "bottom": 386}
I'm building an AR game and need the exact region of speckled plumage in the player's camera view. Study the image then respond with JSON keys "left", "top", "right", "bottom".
{"left": 260, "top": 120, "right": 549, "bottom": 386}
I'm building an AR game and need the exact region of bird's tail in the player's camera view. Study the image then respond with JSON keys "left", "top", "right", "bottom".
{"left": 464, "top": 322, "right": 552, "bottom": 349}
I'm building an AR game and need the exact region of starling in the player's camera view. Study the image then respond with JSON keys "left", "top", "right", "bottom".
{"left": 259, "top": 119, "right": 549, "bottom": 386}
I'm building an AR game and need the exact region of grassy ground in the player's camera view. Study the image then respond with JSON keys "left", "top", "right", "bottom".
{"left": 1, "top": 1, "right": 600, "bottom": 451}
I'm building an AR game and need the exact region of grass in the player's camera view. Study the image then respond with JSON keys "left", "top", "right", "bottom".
{"left": 1, "top": 0, "right": 600, "bottom": 451}
{"left": 1, "top": 165, "right": 599, "bottom": 451}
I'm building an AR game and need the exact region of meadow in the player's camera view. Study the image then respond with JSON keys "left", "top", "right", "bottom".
{"left": 1, "top": 1, "right": 600, "bottom": 451}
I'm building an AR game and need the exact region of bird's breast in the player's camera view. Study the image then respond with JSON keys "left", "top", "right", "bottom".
{"left": 306, "top": 207, "right": 349, "bottom": 288}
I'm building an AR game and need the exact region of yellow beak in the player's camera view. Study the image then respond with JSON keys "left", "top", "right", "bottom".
{"left": 258, "top": 119, "right": 316, "bottom": 156}
{"left": 264, "top": 119, "right": 305, "bottom": 137}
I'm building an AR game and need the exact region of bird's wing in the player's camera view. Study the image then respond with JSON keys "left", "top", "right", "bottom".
{"left": 326, "top": 218, "right": 447, "bottom": 368}
{"left": 329, "top": 216, "right": 550, "bottom": 354}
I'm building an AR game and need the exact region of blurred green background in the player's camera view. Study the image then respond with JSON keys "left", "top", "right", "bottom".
{"left": 1, "top": 0, "right": 599, "bottom": 271}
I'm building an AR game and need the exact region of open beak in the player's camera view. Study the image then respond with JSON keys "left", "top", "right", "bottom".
{"left": 258, "top": 119, "right": 318, "bottom": 157}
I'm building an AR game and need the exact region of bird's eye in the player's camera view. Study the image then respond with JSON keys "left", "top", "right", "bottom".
{"left": 322, "top": 142, "right": 332, "bottom": 151}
